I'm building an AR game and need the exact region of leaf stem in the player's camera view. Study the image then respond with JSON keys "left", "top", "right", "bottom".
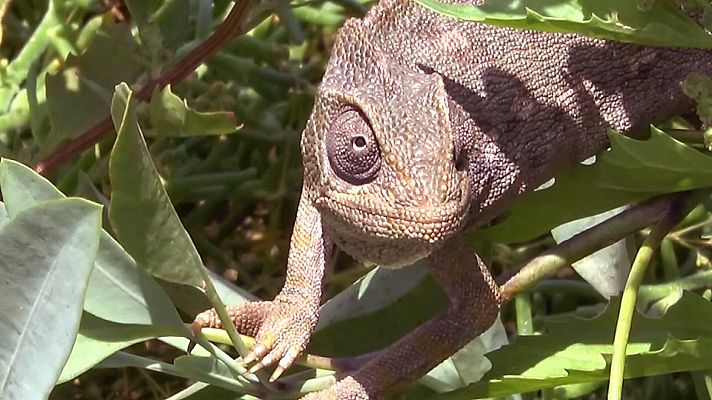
{"left": 607, "top": 195, "right": 692, "bottom": 400}
{"left": 1, "top": 0, "right": 62, "bottom": 110}
{"left": 514, "top": 293, "right": 534, "bottom": 335}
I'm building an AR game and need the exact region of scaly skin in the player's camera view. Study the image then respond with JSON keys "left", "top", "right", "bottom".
{"left": 193, "top": 0, "right": 712, "bottom": 398}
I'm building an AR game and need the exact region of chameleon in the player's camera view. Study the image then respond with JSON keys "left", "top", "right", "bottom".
{"left": 192, "top": 0, "right": 712, "bottom": 398}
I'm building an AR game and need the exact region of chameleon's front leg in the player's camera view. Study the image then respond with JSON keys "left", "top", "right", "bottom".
{"left": 193, "top": 194, "right": 330, "bottom": 380}
{"left": 302, "top": 237, "right": 501, "bottom": 399}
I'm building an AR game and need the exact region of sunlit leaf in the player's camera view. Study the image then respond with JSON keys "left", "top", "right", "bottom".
{"left": 551, "top": 206, "right": 630, "bottom": 298}
{"left": 58, "top": 313, "right": 179, "bottom": 384}
{"left": 0, "top": 199, "right": 101, "bottom": 398}
{"left": 0, "top": 159, "right": 185, "bottom": 328}
{"left": 108, "top": 83, "right": 204, "bottom": 288}
{"left": 149, "top": 85, "right": 237, "bottom": 137}
{"left": 479, "top": 128, "right": 712, "bottom": 242}
{"left": 414, "top": 0, "right": 712, "bottom": 48}
{"left": 426, "top": 293, "right": 712, "bottom": 398}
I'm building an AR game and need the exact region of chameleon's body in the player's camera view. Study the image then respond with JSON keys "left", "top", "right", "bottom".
{"left": 194, "top": 0, "right": 712, "bottom": 398}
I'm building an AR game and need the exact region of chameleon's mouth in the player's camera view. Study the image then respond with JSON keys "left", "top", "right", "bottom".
{"left": 315, "top": 187, "right": 470, "bottom": 245}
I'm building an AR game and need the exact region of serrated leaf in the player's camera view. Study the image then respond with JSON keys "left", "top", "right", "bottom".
{"left": 149, "top": 85, "right": 237, "bottom": 137}
{"left": 45, "top": 23, "right": 143, "bottom": 153}
{"left": 429, "top": 292, "right": 712, "bottom": 399}
{"left": 0, "top": 199, "right": 101, "bottom": 399}
{"left": 0, "top": 159, "right": 184, "bottom": 328}
{"left": 108, "top": 83, "right": 204, "bottom": 288}
{"left": 479, "top": 127, "right": 712, "bottom": 243}
{"left": 413, "top": 0, "right": 712, "bottom": 48}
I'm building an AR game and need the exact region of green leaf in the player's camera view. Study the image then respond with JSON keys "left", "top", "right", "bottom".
{"left": 96, "top": 351, "right": 182, "bottom": 375}
{"left": 173, "top": 355, "right": 250, "bottom": 392}
{"left": 550, "top": 206, "right": 630, "bottom": 298}
{"left": 413, "top": 0, "right": 712, "bottom": 48}
{"left": 0, "top": 202, "right": 7, "bottom": 229}
{"left": 313, "top": 262, "right": 506, "bottom": 391}
{"left": 431, "top": 292, "right": 712, "bottom": 399}
{"left": 125, "top": 0, "right": 192, "bottom": 50}
{"left": 109, "top": 83, "right": 204, "bottom": 287}
{"left": 58, "top": 313, "right": 179, "bottom": 384}
{"left": 45, "top": 23, "right": 143, "bottom": 152}
{"left": 420, "top": 320, "right": 508, "bottom": 393}
{"left": 310, "top": 266, "right": 448, "bottom": 356}
{"left": 0, "top": 199, "right": 102, "bottom": 399}
{"left": 479, "top": 128, "right": 712, "bottom": 243}
{"left": 317, "top": 262, "right": 429, "bottom": 330}
{"left": 149, "top": 85, "right": 237, "bottom": 137}
{"left": 0, "top": 159, "right": 185, "bottom": 328}
{"left": 164, "top": 381, "right": 238, "bottom": 400}
{"left": 0, "top": 158, "right": 64, "bottom": 207}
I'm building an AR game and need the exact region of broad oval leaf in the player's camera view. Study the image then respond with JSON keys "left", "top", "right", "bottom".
{"left": 0, "top": 159, "right": 184, "bottom": 328}
{"left": 58, "top": 313, "right": 180, "bottom": 383}
{"left": 108, "top": 83, "right": 204, "bottom": 288}
{"left": 0, "top": 199, "right": 102, "bottom": 399}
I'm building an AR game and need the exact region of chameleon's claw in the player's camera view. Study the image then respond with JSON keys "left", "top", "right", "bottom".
{"left": 248, "top": 361, "right": 265, "bottom": 374}
{"left": 270, "top": 347, "right": 299, "bottom": 381}
{"left": 269, "top": 365, "right": 286, "bottom": 382}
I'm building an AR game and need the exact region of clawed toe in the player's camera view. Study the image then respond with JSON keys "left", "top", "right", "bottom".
{"left": 189, "top": 300, "right": 315, "bottom": 383}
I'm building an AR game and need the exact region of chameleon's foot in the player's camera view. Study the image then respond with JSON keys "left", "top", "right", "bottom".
{"left": 191, "top": 301, "right": 272, "bottom": 339}
{"left": 191, "top": 299, "right": 319, "bottom": 381}
{"left": 299, "top": 376, "right": 371, "bottom": 400}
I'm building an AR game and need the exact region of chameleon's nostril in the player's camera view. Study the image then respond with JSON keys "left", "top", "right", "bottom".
{"left": 454, "top": 146, "right": 468, "bottom": 172}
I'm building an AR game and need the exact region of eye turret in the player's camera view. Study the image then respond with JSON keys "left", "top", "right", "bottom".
{"left": 326, "top": 107, "right": 381, "bottom": 185}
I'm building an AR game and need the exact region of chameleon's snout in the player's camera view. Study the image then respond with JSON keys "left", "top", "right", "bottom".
{"left": 314, "top": 176, "right": 470, "bottom": 268}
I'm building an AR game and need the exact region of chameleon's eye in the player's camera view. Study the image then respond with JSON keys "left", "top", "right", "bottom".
{"left": 326, "top": 107, "right": 381, "bottom": 185}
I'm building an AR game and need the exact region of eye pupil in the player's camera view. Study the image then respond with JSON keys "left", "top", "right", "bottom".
{"left": 352, "top": 136, "right": 367, "bottom": 150}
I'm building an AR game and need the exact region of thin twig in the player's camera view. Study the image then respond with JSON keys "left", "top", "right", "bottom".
{"left": 498, "top": 193, "right": 689, "bottom": 303}
{"left": 33, "top": 0, "right": 253, "bottom": 175}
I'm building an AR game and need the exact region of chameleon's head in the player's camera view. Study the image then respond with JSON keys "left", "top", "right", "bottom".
{"left": 300, "top": 19, "right": 470, "bottom": 268}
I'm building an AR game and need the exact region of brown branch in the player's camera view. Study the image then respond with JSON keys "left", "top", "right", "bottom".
{"left": 497, "top": 192, "right": 692, "bottom": 303}
{"left": 33, "top": 0, "right": 253, "bottom": 175}
{"left": 0, "top": 0, "right": 12, "bottom": 47}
